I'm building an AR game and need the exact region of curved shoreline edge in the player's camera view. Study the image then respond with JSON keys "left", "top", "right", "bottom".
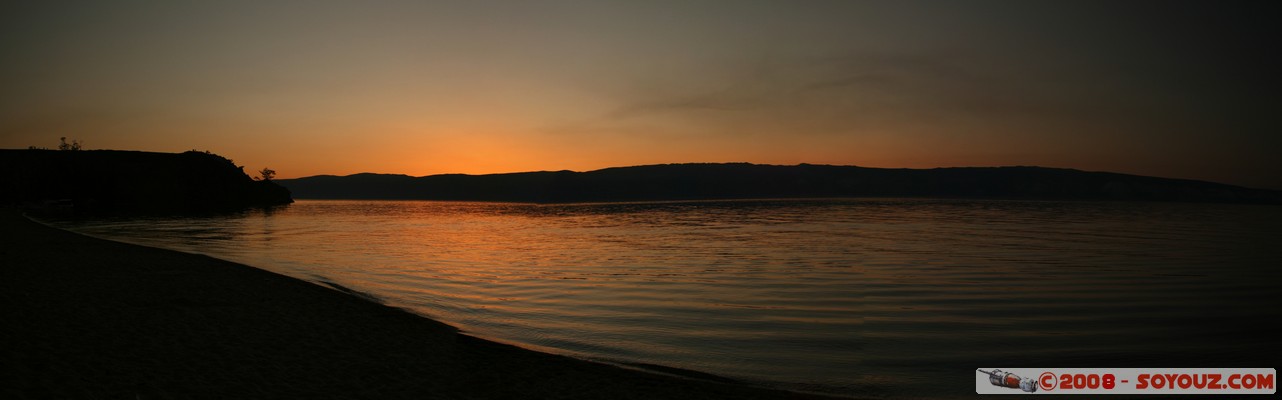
{"left": 0, "top": 207, "right": 842, "bottom": 399}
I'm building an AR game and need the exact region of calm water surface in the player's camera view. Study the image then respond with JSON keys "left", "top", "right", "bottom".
{"left": 44, "top": 199, "right": 1282, "bottom": 398}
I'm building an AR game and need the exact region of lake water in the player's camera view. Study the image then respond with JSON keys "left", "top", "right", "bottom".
{"left": 42, "top": 199, "right": 1282, "bottom": 398}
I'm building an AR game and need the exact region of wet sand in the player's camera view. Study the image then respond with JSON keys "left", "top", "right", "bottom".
{"left": 0, "top": 208, "right": 835, "bottom": 399}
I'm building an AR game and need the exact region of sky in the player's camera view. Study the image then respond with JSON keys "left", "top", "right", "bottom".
{"left": 2, "top": 1, "right": 1278, "bottom": 188}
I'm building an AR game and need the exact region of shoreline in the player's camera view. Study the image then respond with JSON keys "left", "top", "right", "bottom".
{"left": 1, "top": 207, "right": 840, "bottom": 399}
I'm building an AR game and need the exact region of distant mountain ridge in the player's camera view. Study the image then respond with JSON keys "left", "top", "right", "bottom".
{"left": 277, "top": 163, "right": 1281, "bottom": 204}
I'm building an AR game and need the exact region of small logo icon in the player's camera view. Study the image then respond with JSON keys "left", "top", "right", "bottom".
{"left": 1039, "top": 371, "right": 1057, "bottom": 391}
{"left": 978, "top": 369, "right": 1038, "bottom": 392}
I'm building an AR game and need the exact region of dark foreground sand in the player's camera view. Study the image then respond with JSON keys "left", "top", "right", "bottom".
{"left": 0, "top": 208, "right": 836, "bottom": 399}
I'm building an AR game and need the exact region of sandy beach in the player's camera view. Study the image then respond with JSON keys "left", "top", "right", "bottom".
{"left": 0, "top": 207, "right": 834, "bottom": 399}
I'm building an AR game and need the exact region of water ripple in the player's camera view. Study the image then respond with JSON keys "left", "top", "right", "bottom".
{"left": 44, "top": 198, "right": 1282, "bottom": 399}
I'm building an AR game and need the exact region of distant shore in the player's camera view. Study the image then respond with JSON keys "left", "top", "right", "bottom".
{"left": 276, "top": 163, "right": 1282, "bottom": 205}
{"left": 0, "top": 207, "right": 834, "bottom": 399}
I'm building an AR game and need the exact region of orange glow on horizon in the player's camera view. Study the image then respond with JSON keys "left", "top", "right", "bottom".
{"left": 1, "top": 2, "right": 1278, "bottom": 190}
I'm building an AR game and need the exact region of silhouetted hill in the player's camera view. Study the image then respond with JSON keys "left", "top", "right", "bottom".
{"left": 1, "top": 149, "right": 293, "bottom": 213}
{"left": 277, "top": 163, "right": 1281, "bottom": 204}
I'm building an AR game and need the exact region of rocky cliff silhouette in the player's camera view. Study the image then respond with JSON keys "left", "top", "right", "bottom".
{"left": 277, "top": 163, "right": 1280, "bottom": 204}
{"left": 1, "top": 149, "right": 293, "bottom": 213}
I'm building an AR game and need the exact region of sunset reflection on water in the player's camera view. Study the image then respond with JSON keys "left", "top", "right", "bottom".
{"left": 48, "top": 199, "right": 1282, "bottom": 398}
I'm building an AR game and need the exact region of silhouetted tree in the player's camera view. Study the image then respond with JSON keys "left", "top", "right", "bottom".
{"left": 259, "top": 168, "right": 276, "bottom": 181}
{"left": 58, "top": 137, "right": 83, "bottom": 151}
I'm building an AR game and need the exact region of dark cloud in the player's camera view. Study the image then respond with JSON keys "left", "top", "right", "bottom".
{"left": 599, "top": 51, "right": 1058, "bottom": 135}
